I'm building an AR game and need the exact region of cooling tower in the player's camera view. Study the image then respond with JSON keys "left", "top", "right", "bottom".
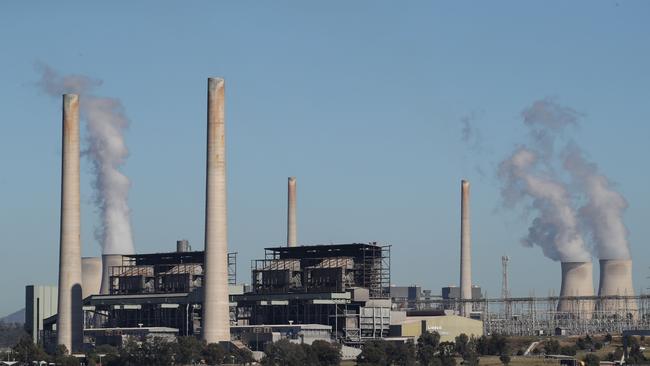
{"left": 557, "top": 261, "right": 594, "bottom": 316}
{"left": 56, "top": 94, "right": 83, "bottom": 352}
{"left": 287, "top": 177, "right": 297, "bottom": 247}
{"left": 598, "top": 259, "right": 638, "bottom": 317}
{"left": 460, "top": 180, "right": 472, "bottom": 317}
{"left": 202, "top": 77, "right": 230, "bottom": 343}
{"left": 81, "top": 257, "right": 102, "bottom": 299}
{"left": 99, "top": 254, "right": 124, "bottom": 295}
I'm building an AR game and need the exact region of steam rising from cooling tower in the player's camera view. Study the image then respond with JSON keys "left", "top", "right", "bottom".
{"left": 498, "top": 97, "right": 632, "bottom": 263}
{"left": 36, "top": 64, "right": 135, "bottom": 255}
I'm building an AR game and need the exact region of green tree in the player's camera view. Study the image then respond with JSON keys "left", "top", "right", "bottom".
{"left": 308, "top": 340, "right": 341, "bottom": 366}
{"left": 499, "top": 353, "right": 511, "bottom": 366}
{"left": 12, "top": 335, "right": 48, "bottom": 362}
{"left": 357, "top": 339, "right": 389, "bottom": 366}
{"left": 583, "top": 353, "right": 600, "bottom": 366}
{"left": 437, "top": 341, "right": 456, "bottom": 366}
{"left": 545, "top": 339, "right": 560, "bottom": 354}
{"left": 261, "top": 339, "right": 307, "bottom": 366}
{"left": 387, "top": 340, "right": 416, "bottom": 366}
{"left": 475, "top": 335, "right": 489, "bottom": 355}
{"left": 203, "top": 343, "right": 226, "bottom": 365}
{"left": 454, "top": 333, "right": 469, "bottom": 358}
{"left": 417, "top": 331, "right": 440, "bottom": 365}
{"left": 175, "top": 336, "right": 204, "bottom": 364}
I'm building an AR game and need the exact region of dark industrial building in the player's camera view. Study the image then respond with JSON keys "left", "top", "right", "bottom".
{"left": 42, "top": 242, "right": 391, "bottom": 348}
{"left": 233, "top": 243, "right": 392, "bottom": 344}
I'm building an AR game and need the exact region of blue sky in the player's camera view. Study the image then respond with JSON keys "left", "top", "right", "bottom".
{"left": 1, "top": 1, "right": 649, "bottom": 315}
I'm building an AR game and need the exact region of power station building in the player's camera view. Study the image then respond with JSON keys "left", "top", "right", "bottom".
{"left": 42, "top": 241, "right": 391, "bottom": 348}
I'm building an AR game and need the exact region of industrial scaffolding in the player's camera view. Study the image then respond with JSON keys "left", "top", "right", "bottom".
{"left": 418, "top": 295, "right": 650, "bottom": 336}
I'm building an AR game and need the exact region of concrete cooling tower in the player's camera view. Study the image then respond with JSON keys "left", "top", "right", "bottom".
{"left": 598, "top": 259, "right": 638, "bottom": 317}
{"left": 100, "top": 254, "right": 125, "bottom": 295}
{"left": 81, "top": 257, "right": 102, "bottom": 299}
{"left": 557, "top": 261, "right": 594, "bottom": 316}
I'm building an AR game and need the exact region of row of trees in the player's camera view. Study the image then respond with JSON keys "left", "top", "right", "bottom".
{"left": 356, "top": 331, "right": 511, "bottom": 366}
{"left": 6, "top": 335, "right": 254, "bottom": 366}
{"left": 260, "top": 339, "right": 341, "bottom": 366}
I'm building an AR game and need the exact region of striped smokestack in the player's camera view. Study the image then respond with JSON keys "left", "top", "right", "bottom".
{"left": 56, "top": 94, "right": 83, "bottom": 351}
{"left": 287, "top": 177, "right": 297, "bottom": 247}
{"left": 202, "top": 77, "right": 230, "bottom": 343}
{"left": 460, "top": 180, "right": 472, "bottom": 317}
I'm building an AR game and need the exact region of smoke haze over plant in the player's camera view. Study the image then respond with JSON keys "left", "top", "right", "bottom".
{"left": 36, "top": 63, "right": 135, "bottom": 255}
{"left": 497, "top": 98, "right": 631, "bottom": 261}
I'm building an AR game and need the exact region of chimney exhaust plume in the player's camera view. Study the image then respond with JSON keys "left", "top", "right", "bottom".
{"left": 460, "top": 180, "right": 472, "bottom": 317}
{"left": 287, "top": 177, "right": 297, "bottom": 247}
{"left": 202, "top": 77, "right": 230, "bottom": 343}
{"left": 56, "top": 94, "right": 83, "bottom": 352}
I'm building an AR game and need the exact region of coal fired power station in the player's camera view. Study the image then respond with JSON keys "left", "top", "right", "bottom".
{"left": 36, "top": 75, "right": 648, "bottom": 356}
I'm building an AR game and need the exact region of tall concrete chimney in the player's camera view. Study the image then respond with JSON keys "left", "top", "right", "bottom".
{"left": 557, "top": 261, "right": 594, "bottom": 317}
{"left": 202, "top": 77, "right": 230, "bottom": 343}
{"left": 287, "top": 177, "right": 297, "bottom": 247}
{"left": 81, "top": 257, "right": 102, "bottom": 299}
{"left": 598, "top": 259, "right": 637, "bottom": 317}
{"left": 99, "top": 254, "right": 124, "bottom": 295}
{"left": 56, "top": 94, "right": 83, "bottom": 352}
{"left": 460, "top": 180, "right": 472, "bottom": 317}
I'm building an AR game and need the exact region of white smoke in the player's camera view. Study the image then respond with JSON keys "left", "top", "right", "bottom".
{"left": 36, "top": 63, "right": 135, "bottom": 255}
{"left": 563, "top": 145, "right": 631, "bottom": 260}
{"left": 499, "top": 147, "right": 590, "bottom": 262}
{"left": 498, "top": 97, "right": 630, "bottom": 261}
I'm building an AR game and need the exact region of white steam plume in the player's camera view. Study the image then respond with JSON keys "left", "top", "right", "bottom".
{"left": 36, "top": 63, "right": 135, "bottom": 255}
{"left": 498, "top": 97, "right": 631, "bottom": 261}
{"left": 563, "top": 146, "right": 631, "bottom": 260}
{"left": 499, "top": 147, "right": 590, "bottom": 262}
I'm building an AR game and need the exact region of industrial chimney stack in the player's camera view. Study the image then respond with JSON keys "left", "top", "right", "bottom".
{"left": 287, "top": 177, "right": 297, "bottom": 247}
{"left": 56, "top": 94, "right": 83, "bottom": 352}
{"left": 598, "top": 259, "right": 637, "bottom": 317}
{"left": 202, "top": 77, "right": 230, "bottom": 343}
{"left": 460, "top": 180, "right": 472, "bottom": 317}
{"left": 557, "top": 261, "right": 594, "bottom": 316}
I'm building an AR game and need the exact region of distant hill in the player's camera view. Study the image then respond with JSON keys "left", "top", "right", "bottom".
{"left": 0, "top": 308, "right": 25, "bottom": 325}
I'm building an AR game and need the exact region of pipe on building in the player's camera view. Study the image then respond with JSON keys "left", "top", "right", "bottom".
{"left": 460, "top": 180, "right": 472, "bottom": 317}
{"left": 56, "top": 94, "right": 83, "bottom": 352}
{"left": 287, "top": 177, "right": 297, "bottom": 247}
{"left": 202, "top": 77, "right": 230, "bottom": 343}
